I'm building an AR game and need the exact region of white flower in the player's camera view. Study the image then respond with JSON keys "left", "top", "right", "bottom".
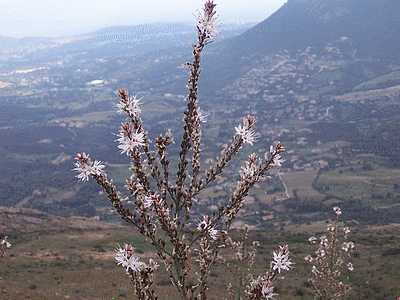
{"left": 196, "top": 0, "right": 221, "bottom": 38}
{"left": 115, "top": 244, "right": 143, "bottom": 272}
{"left": 116, "top": 129, "right": 145, "bottom": 155}
{"left": 196, "top": 108, "right": 209, "bottom": 123}
{"left": 242, "top": 130, "right": 256, "bottom": 146}
{"left": 240, "top": 155, "right": 259, "bottom": 179}
{"left": 73, "top": 153, "right": 105, "bottom": 181}
{"left": 235, "top": 115, "right": 257, "bottom": 146}
{"left": 143, "top": 193, "right": 163, "bottom": 209}
{"left": 347, "top": 262, "right": 354, "bottom": 271}
{"left": 235, "top": 124, "right": 256, "bottom": 146}
{"left": 115, "top": 245, "right": 130, "bottom": 269}
{"left": 320, "top": 236, "right": 328, "bottom": 247}
{"left": 126, "top": 255, "right": 144, "bottom": 272}
{"left": 240, "top": 165, "right": 256, "bottom": 179}
{"left": 316, "top": 249, "right": 326, "bottom": 257}
{"left": 261, "top": 280, "right": 276, "bottom": 299}
{"left": 91, "top": 160, "right": 105, "bottom": 176}
{"left": 342, "top": 241, "right": 355, "bottom": 253}
{"left": 312, "top": 265, "right": 318, "bottom": 276}
{"left": 197, "top": 216, "right": 218, "bottom": 240}
{"left": 116, "top": 95, "right": 141, "bottom": 117}
{"left": 144, "top": 195, "right": 154, "bottom": 208}
{"left": 309, "top": 236, "right": 317, "bottom": 244}
{"left": 343, "top": 226, "right": 351, "bottom": 237}
{"left": 73, "top": 165, "right": 92, "bottom": 181}
{"left": 272, "top": 246, "right": 292, "bottom": 273}
{"left": 271, "top": 154, "right": 283, "bottom": 167}
{"left": 1, "top": 237, "right": 11, "bottom": 249}
{"left": 270, "top": 144, "right": 275, "bottom": 155}
{"left": 272, "top": 256, "right": 292, "bottom": 273}
{"left": 197, "top": 216, "right": 211, "bottom": 230}
{"left": 208, "top": 227, "right": 218, "bottom": 240}
{"left": 235, "top": 124, "right": 246, "bottom": 136}
{"left": 333, "top": 206, "right": 342, "bottom": 215}
{"left": 304, "top": 254, "right": 313, "bottom": 263}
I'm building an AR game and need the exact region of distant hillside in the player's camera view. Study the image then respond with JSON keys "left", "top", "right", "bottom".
{"left": 88, "top": 24, "right": 193, "bottom": 40}
{"left": 0, "top": 36, "right": 53, "bottom": 51}
{"left": 71, "top": 23, "right": 196, "bottom": 56}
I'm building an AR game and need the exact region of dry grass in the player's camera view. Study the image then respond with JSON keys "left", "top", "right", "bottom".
{"left": 0, "top": 207, "right": 400, "bottom": 299}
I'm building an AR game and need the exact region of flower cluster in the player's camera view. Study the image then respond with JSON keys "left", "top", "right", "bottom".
{"left": 235, "top": 115, "right": 257, "bottom": 146}
{"left": 196, "top": 0, "right": 221, "bottom": 39}
{"left": 197, "top": 215, "right": 218, "bottom": 240}
{"left": 0, "top": 236, "right": 10, "bottom": 282}
{"left": 268, "top": 143, "right": 284, "bottom": 167}
{"left": 306, "top": 207, "right": 354, "bottom": 299}
{"left": 272, "top": 245, "right": 293, "bottom": 273}
{"left": 116, "top": 122, "right": 145, "bottom": 155}
{"left": 116, "top": 93, "right": 141, "bottom": 118}
{"left": 144, "top": 193, "right": 163, "bottom": 209}
{"left": 72, "top": 2, "right": 288, "bottom": 299}
{"left": 195, "top": 107, "right": 209, "bottom": 123}
{"left": 225, "top": 141, "right": 284, "bottom": 226}
{"left": 246, "top": 245, "right": 292, "bottom": 300}
{"left": 333, "top": 206, "right": 342, "bottom": 216}
{"left": 73, "top": 152, "right": 105, "bottom": 181}
{"left": 115, "top": 243, "right": 144, "bottom": 272}
{"left": 223, "top": 226, "right": 291, "bottom": 300}
{"left": 0, "top": 236, "right": 10, "bottom": 260}
{"left": 342, "top": 241, "right": 355, "bottom": 253}
{"left": 115, "top": 244, "right": 159, "bottom": 300}
{"left": 1, "top": 236, "right": 10, "bottom": 250}
{"left": 240, "top": 153, "right": 260, "bottom": 179}
{"left": 261, "top": 280, "right": 276, "bottom": 299}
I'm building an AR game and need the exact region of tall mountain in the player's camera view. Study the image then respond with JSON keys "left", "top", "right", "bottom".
{"left": 233, "top": 0, "right": 400, "bottom": 60}
{"left": 201, "top": 0, "right": 400, "bottom": 93}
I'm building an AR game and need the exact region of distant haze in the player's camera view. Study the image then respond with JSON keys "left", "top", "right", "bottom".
{"left": 0, "top": 0, "right": 287, "bottom": 38}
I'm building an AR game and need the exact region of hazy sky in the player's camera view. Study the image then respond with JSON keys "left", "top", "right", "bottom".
{"left": 0, "top": 0, "right": 287, "bottom": 38}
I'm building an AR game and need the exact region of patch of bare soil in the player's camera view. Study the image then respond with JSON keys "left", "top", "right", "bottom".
{"left": 0, "top": 206, "right": 123, "bottom": 234}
